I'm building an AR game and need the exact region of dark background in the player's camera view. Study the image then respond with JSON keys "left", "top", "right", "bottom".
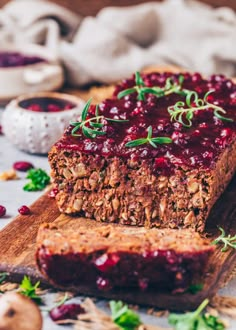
{"left": 0, "top": 0, "right": 235, "bottom": 16}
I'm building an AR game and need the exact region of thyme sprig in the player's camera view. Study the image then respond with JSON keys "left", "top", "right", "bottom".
{"left": 117, "top": 71, "right": 185, "bottom": 101}
{"left": 125, "top": 125, "right": 172, "bottom": 148}
{"left": 168, "top": 90, "right": 233, "bottom": 127}
{"left": 212, "top": 227, "right": 236, "bottom": 252}
{"left": 71, "top": 99, "right": 129, "bottom": 139}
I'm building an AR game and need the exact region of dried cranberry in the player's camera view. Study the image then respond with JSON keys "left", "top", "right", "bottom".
{"left": 0, "top": 205, "right": 6, "bottom": 217}
{"left": 49, "top": 303, "right": 85, "bottom": 322}
{"left": 13, "top": 161, "right": 34, "bottom": 172}
{"left": 48, "top": 188, "right": 59, "bottom": 198}
{"left": 18, "top": 205, "right": 30, "bottom": 215}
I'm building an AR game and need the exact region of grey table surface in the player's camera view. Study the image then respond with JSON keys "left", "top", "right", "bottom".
{"left": 0, "top": 112, "right": 236, "bottom": 330}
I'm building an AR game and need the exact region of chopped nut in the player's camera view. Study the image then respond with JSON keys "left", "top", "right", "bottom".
{"left": 0, "top": 169, "right": 18, "bottom": 181}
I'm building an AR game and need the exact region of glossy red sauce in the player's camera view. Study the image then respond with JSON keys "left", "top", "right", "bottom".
{"left": 56, "top": 72, "right": 236, "bottom": 170}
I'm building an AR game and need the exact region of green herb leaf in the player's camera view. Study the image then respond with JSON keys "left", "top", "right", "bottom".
{"left": 168, "top": 299, "right": 225, "bottom": 330}
{"left": 212, "top": 227, "right": 236, "bottom": 252}
{"left": 23, "top": 168, "right": 50, "bottom": 191}
{"left": 168, "top": 90, "right": 233, "bottom": 127}
{"left": 125, "top": 125, "right": 172, "bottom": 149}
{"left": 110, "top": 300, "right": 142, "bottom": 330}
{"left": 71, "top": 99, "right": 129, "bottom": 139}
{"left": 19, "top": 276, "right": 42, "bottom": 304}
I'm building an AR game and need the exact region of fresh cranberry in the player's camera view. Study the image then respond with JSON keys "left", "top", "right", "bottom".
{"left": 221, "top": 128, "right": 232, "bottom": 138}
{"left": 96, "top": 277, "right": 112, "bottom": 291}
{"left": 94, "top": 253, "right": 120, "bottom": 272}
{"left": 47, "top": 104, "right": 61, "bottom": 112}
{"left": 49, "top": 303, "right": 85, "bottom": 322}
{"left": 18, "top": 205, "right": 30, "bottom": 215}
{"left": 48, "top": 188, "right": 59, "bottom": 198}
{"left": 13, "top": 161, "right": 34, "bottom": 172}
{"left": 191, "top": 73, "right": 202, "bottom": 83}
{"left": 0, "top": 205, "right": 6, "bottom": 217}
{"left": 27, "top": 104, "right": 43, "bottom": 112}
{"left": 64, "top": 104, "right": 74, "bottom": 110}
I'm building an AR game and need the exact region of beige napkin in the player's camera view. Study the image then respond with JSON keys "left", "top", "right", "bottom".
{"left": 1, "top": 0, "right": 236, "bottom": 86}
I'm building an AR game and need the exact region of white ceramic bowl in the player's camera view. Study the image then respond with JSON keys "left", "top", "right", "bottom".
{"left": 0, "top": 43, "right": 64, "bottom": 102}
{"left": 2, "top": 92, "right": 84, "bottom": 154}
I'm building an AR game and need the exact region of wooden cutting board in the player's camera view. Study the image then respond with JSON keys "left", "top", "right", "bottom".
{"left": 0, "top": 176, "right": 235, "bottom": 311}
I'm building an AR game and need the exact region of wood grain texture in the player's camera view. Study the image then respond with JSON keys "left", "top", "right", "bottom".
{"left": 0, "top": 176, "right": 235, "bottom": 310}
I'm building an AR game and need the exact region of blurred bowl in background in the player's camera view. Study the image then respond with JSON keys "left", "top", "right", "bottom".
{"left": 0, "top": 43, "right": 64, "bottom": 102}
{"left": 2, "top": 92, "right": 84, "bottom": 154}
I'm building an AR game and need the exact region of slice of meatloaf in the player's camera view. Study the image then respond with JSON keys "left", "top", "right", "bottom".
{"left": 36, "top": 223, "right": 214, "bottom": 294}
{"left": 48, "top": 72, "right": 236, "bottom": 232}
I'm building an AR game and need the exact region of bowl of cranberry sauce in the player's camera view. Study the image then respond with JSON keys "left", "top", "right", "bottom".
{"left": 2, "top": 92, "right": 85, "bottom": 154}
{"left": 0, "top": 44, "right": 64, "bottom": 101}
{"left": 19, "top": 97, "right": 75, "bottom": 113}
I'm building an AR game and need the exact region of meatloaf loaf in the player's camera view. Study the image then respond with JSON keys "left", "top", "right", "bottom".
{"left": 36, "top": 223, "right": 214, "bottom": 294}
{"left": 49, "top": 72, "right": 236, "bottom": 232}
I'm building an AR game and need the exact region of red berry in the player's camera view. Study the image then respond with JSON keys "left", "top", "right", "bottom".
{"left": 18, "top": 205, "right": 30, "bottom": 215}
{"left": 64, "top": 103, "right": 74, "bottom": 110}
{"left": 49, "top": 303, "right": 85, "bottom": 322}
{"left": 96, "top": 277, "right": 112, "bottom": 291}
{"left": 0, "top": 205, "right": 6, "bottom": 217}
{"left": 94, "top": 253, "right": 120, "bottom": 272}
{"left": 48, "top": 188, "right": 59, "bottom": 198}
{"left": 13, "top": 161, "right": 34, "bottom": 172}
{"left": 27, "top": 104, "right": 43, "bottom": 112}
{"left": 47, "top": 104, "right": 61, "bottom": 112}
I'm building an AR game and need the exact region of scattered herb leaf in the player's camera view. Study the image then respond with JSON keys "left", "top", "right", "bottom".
{"left": 118, "top": 72, "right": 185, "bottom": 101}
{"left": 110, "top": 300, "right": 142, "bottom": 330}
{"left": 71, "top": 99, "right": 129, "bottom": 139}
{"left": 168, "top": 299, "right": 225, "bottom": 330}
{"left": 19, "top": 275, "right": 42, "bottom": 304}
{"left": 23, "top": 168, "right": 50, "bottom": 191}
{"left": 212, "top": 227, "right": 236, "bottom": 252}
{"left": 125, "top": 125, "right": 172, "bottom": 148}
{"left": 168, "top": 90, "right": 233, "bottom": 127}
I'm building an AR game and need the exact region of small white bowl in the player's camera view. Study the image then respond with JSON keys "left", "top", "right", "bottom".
{"left": 2, "top": 92, "right": 84, "bottom": 154}
{"left": 0, "top": 43, "right": 64, "bottom": 102}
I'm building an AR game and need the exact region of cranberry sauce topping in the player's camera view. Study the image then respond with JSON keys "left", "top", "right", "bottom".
{"left": 58, "top": 72, "right": 236, "bottom": 170}
{"left": 0, "top": 51, "right": 46, "bottom": 67}
{"left": 37, "top": 248, "right": 210, "bottom": 293}
{"left": 19, "top": 97, "right": 75, "bottom": 113}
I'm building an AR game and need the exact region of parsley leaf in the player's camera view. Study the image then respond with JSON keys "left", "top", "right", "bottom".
{"left": 168, "top": 299, "right": 225, "bottom": 330}
{"left": 110, "top": 300, "right": 142, "bottom": 330}
{"left": 23, "top": 168, "right": 50, "bottom": 191}
{"left": 187, "top": 283, "right": 204, "bottom": 294}
{"left": 19, "top": 275, "right": 42, "bottom": 304}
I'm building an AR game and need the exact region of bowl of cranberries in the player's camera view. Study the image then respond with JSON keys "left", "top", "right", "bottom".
{"left": 0, "top": 43, "right": 64, "bottom": 101}
{"left": 2, "top": 92, "right": 85, "bottom": 154}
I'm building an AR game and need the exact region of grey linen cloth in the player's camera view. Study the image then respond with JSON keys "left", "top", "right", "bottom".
{"left": 1, "top": 0, "right": 236, "bottom": 86}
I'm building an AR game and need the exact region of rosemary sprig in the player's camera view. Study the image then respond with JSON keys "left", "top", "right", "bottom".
{"left": 71, "top": 99, "right": 129, "bottom": 138}
{"left": 212, "top": 227, "right": 236, "bottom": 252}
{"left": 168, "top": 90, "right": 233, "bottom": 127}
{"left": 117, "top": 72, "right": 185, "bottom": 101}
{"left": 125, "top": 125, "right": 172, "bottom": 148}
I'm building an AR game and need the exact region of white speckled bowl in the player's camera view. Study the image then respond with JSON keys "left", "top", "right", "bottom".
{"left": 0, "top": 43, "right": 64, "bottom": 102}
{"left": 2, "top": 92, "right": 85, "bottom": 154}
